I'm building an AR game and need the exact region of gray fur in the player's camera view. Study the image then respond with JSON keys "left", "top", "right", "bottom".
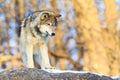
{"left": 19, "top": 10, "right": 61, "bottom": 69}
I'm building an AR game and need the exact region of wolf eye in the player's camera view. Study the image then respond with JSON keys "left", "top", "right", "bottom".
{"left": 41, "top": 13, "right": 49, "bottom": 20}
{"left": 47, "top": 23, "right": 51, "bottom": 25}
{"left": 44, "top": 14, "right": 48, "bottom": 18}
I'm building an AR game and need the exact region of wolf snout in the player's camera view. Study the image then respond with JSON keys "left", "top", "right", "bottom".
{"left": 46, "top": 31, "right": 55, "bottom": 36}
{"left": 51, "top": 32, "right": 55, "bottom": 36}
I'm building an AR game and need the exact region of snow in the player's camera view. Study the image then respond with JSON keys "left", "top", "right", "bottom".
{"left": 112, "top": 76, "right": 120, "bottom": 79}
{"left": 44, "top": 69, "right": 88, "bottom": 74}
{"left": 44, "top": 69, "right": 103, "bottom": 76}
{"left": 43, "top": 69, "right": 118, "bottom": 78}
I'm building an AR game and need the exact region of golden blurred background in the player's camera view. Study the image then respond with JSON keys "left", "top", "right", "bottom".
{"left": 0, "top": 0, "right": 120, "bottom": 76}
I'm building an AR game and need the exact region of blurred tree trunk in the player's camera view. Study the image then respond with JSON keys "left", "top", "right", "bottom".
{"left": 72, "top": 0, "right": 110, "bottom": 75}
{"left": 15, "top": 0, "right": 25, "bottom": 23}
{"left": 103, "top": 0, "right": 120, "bottom": 76}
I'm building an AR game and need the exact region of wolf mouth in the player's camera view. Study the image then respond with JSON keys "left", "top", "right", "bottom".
{"left": 46, "top": 31, "right": 50, "bottom": 36}
{"left": 33, "top": 26, "right": 50, "bottom": 37}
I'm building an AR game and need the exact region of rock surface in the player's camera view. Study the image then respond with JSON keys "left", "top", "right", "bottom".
{"left": 0, "top": 68, "right": 118, "bottom": 80}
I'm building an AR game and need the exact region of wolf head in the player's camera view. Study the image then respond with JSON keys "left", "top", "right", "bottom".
{"left": 29, "top": 10, "right": 61, "bottom": 37}
{"left": 21, "top": 10, "right": 61, "bottom": 38}
{"left": 38, "top": 11, "right": 61, "bottom": 37}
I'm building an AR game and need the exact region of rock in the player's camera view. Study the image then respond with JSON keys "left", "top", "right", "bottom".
{"left": 0, "top": 68, "right": 116, "bottom": 80}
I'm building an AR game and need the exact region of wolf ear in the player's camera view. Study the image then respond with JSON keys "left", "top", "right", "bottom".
{"left": 55, "top": 14, "right": 61, "bottom": 22}
{"left": 41, "top": 13, "right": 49, "bottom": 20}
{"left": 55, "top": 14, "right": 61, "bottom": 18}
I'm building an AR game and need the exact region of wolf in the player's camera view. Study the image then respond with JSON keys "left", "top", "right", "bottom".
{"left": 19, "top": 10, "right": 61, "bottom": 69}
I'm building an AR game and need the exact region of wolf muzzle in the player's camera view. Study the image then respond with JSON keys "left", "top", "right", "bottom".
{"left": 46, "top": 31, "right": 55, "bottom": 36}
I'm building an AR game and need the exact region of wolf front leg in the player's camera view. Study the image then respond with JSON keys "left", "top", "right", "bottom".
{"left": 39, "top": 43, "right": 54, "bottom": 69}
{"left": 26, "top": 44, "right": 34, "bottom": 68}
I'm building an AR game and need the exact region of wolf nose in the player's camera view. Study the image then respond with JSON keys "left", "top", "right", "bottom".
{"left": 51, "top": 33, "right": 55, "bottom": 36}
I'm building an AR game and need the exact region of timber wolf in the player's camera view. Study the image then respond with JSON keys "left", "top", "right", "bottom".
{"left": 19, "top": 10, "right": 61, "bottom": 69}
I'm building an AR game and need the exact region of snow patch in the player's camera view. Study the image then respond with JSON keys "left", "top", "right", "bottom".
{"left": 44, "top": 69, "right": 87, "bottom": 74}
{"left": 43, "top": 69, "right": 112, "bottom": 77}
{"left": 112, "top": 76, "right": 120, "bottom": 79}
